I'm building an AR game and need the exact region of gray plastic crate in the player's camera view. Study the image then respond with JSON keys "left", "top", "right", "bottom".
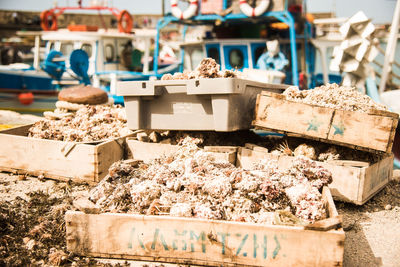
{"left": 117, "top": 78, "right": 288, "bottom": 131}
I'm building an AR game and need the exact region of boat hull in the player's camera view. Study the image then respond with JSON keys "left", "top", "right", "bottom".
{"left": 0, "top": 63, "right": 180, "bottom": 112}
{"left": 0, "top": 69, "right": 58, "bottom": 114}
{"left": 0, "top": 92, "right": 57, "bottom": 115}
{"left": 0, "top": 69, "right": 55, "bottom": 91}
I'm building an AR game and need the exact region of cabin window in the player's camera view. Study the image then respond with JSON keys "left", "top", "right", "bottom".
{"left": 191, "top": 48, "right": 204, "bottom": 70}
{"left": 207, "top": 47, "right": 220, "bottom": 65}
{"left": 49, "top": 42, "right": 55, "bottom": 51}
{"left": 105, "top": 44, "right": 115, "bottom": 62}
{"left": 254, "top": 46, "right": 265, "bottom": 65}
{"left": 229, "top": 49, "right": 244, "bottom": 69}
{"left": 60, "top": 42, "right": 74, "bottom": 56}
{"left": 81, "top": 44, "right": 92, "bottom": 57}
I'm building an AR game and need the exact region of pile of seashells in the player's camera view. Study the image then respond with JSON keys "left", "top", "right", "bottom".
{"left": 138, "top": 130, "right": 381, "bottom": 164}
{"left": 28, "top": 104, "right": 131, "bottom": 142}
{"left": 88, "top": 137, "right": 332, "bottom": 224}
{"left": 271, "top": 139, "right": 382, "bottom": 163}
{"left": 283, "top": 83, "right": 388, "bottom": 113}
{"left": 161, "top": 58, "right": 239, "bottom": 80}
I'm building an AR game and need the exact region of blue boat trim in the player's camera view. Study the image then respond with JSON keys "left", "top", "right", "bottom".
{"left": 0, "top": 71, "right": 55, "bottom": 91}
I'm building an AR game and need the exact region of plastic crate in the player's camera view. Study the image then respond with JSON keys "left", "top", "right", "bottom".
{"left": 117, "top": 78, "right": 287, "bottom": 131}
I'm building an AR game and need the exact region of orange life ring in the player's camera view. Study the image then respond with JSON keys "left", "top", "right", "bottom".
{"left": 118, "top": 10, "right": 133, "bottom": 33}
{"left": 40, "top": 10, "right": 58, "bottom": 31}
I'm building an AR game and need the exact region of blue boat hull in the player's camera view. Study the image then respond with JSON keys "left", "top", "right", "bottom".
{"left": 0, "top": 92, "right": 57, "bottom": 114}
{"left": 0, "top": 69, "right": 55, "bottom": 91}
{"left": 0, "top": 64, "right": 180, "bottom": 111}
{"left": 0, "top": 69, "right": 58, "bottom": 113}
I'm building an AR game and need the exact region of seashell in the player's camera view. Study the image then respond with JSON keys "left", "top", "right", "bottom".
{"left": 294, "top": 144, "right": 317, "bottom": 160}
{"left": 87, "top": 136, "right": 332, "bottom": 223}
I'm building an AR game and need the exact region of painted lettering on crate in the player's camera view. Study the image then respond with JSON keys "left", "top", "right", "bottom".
{"left": 173, "top": 230, "right": 187, "bottom": 251}
{"left": 190, "top": 230, "right": 206, "bottom": 253}
{"left": 127, "top": 227, "right": 284, "bottom": 260}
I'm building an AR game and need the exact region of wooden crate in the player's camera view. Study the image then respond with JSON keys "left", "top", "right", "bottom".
{"left": 253, "top": 91, "right": 399, "bottom": 153}
{"left": 237, "top": 146, "right": 394, "bottom": 205}
{"left": 0, "top": 125, "right": 132, "bottom": 183}
{"left": 66, "top": 187, "right": 344, "bottom": 266}
{"left": 126, "top": 138, "right": 237, "bottom": 165}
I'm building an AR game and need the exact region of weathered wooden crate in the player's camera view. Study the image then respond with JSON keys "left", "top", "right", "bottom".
{"left": 237, "top": 145, "right": 394, "bottom": 205}
{"left": 66, "top": 187, "right": 344, "bottom": 266}
{"left": 0, "top": 125, "right": 132, "bottom": 183}
{"left": 253, "top": 91, "right": 399, "bottom": 153}
{"left": 126, "top": 138, "right": 237, "bottom": 165}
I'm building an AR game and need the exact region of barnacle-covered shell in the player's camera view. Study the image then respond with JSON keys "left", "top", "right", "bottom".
{"left": 28, "top": 105, "right": 131, "bottom": 142}
{"left": 160, "top": 58, "right": 240, "bottom": 81}
{"left": 283, "top": 83, "right": 388, "bottom": 113}
{"left": 294, "top": 144, "right": 317, "bottom": 160}
{"left": 87, "top": 136, "right": 332, "bottom": 224}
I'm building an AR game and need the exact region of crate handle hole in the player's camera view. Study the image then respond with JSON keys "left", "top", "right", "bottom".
{"left": 195, "top": 80, "right": 200, "bottom": 87}
{"left": 142, "top": 82, "right": 146, "bottom": 89}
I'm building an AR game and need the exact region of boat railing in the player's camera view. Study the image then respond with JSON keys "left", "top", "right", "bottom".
{"left": 153, "top": 4, "right": 302, "bottom": 86}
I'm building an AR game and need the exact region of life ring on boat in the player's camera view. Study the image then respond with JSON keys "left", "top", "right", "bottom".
{"left": 239, "top": 0, "right": 270, "bottom": 17}
{"left": 40, "top": 10, "right": 58, "bottom": 31}
{"left": 170, "top": 0, "right": 198, "bottom": 20}
{"left": 117, "top": 10, "right": 133, "bottom": 33}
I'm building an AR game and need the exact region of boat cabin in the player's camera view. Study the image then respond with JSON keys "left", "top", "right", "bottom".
{"left": 41, "top": 29, "right": 153, "bottom": 76}
{"left": 181, "top": 38, "right": 302, "bottom": 84}
{"left": 182, "top": 39, "right": 268, "bottom": 71}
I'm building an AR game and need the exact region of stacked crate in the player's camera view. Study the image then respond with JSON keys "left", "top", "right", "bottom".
{"left": 252, "top": 90, "right": 398, "bottom": 204}
{"left": 63, "top": 78, "right": 346, "bottom": 266}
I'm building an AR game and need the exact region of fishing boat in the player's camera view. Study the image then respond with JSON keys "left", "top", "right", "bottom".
{"left": 0, "top": 2, "right": 179, "bottom": 113}
{"left": 152, "top": 0, "right": 314, "bottom": 87}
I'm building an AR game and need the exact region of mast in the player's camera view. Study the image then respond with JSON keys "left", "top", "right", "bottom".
{"left": 379, "top": 0, "right": 400, "bottom": 93}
